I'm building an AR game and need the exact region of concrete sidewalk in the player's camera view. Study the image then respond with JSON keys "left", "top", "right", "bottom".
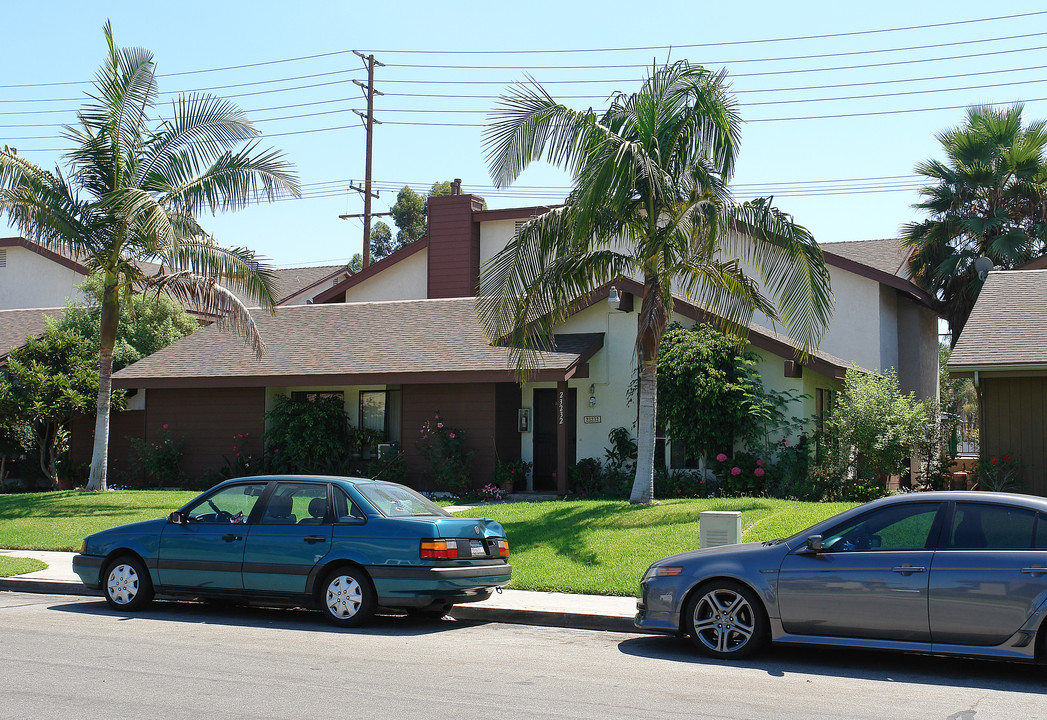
{"left": 0, "top": 549, "right": 640, "bottom": 633}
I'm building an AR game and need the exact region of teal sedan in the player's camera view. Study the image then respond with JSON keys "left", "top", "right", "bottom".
{"left": 72, "top": 476, "right": 511, "bottom": 626}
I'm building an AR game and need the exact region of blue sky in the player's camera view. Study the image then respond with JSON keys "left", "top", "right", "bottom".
{"left": 3, "top": 1, "right": 1046, "bottom": 269}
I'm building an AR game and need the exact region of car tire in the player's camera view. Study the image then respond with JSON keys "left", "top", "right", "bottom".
{"left": 407, "top": 602, "right": 453, "bottom": 620}
{"left": 684, "top": 580, "right": 768, "bottom": 659}
{"left": 321, "top": 567, "right": 376, "bottom": 627}
{"left": 103, "top": 555, "right": 154, "bottom": 612}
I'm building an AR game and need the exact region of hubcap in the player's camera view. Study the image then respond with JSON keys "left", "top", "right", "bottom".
{"left": 107, "top": 563, "right": 139, "bottom": 605}
{"left": 326, "top": 575, "right": 363, "bottom": 619}
{"left": 692, "top": 588, "right": 755, "bottom": 654}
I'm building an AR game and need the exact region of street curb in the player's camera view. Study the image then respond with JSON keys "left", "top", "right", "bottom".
{"left": 0, "top": 576, "right": 641, "bottom": 633}
{"left": 449, "top": 605, "right": 638, "bottom": 633}
{"left": 0, "top": 578, "right": 100, "bottom": 597}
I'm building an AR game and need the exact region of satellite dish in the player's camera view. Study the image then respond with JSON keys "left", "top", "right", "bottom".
{"left": 974, "top": 256, "right": 994, "bottom": 281}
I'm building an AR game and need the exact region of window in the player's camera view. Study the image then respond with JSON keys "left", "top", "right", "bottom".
{"left": 333, "top": 487, "right": 366, "bottom": 522}
{"left": 262, "top": 482, "right": 330, "bottom": 525}
{"left": 290, "top": 390, "right": 344, "bottom": 403}
{"left": 359, "top": 387, "right": 401, "bottom": 443}
{"left": 823, "top": 503, "right": 940, "bottom": 552}
{"left": 185, "top": 483, "right": 267, "bottom": 523}
{"left": 946, "top": 503, "right": 1037, "bottom": 550}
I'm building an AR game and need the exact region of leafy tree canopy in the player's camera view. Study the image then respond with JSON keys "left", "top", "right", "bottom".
{"left": 903, "top": 103, "right": 1047, "bottom": 345}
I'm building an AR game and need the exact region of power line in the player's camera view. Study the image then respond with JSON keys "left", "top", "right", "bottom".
{"left": 358, "top": 11, "right": 1047, "bottom": 54}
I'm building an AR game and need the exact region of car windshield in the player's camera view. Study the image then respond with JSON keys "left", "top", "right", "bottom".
{"left": 354, "top": 482, "right": 451, "bottom": 518}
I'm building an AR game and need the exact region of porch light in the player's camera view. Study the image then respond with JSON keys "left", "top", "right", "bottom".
{"left": 608, "top": 286, "right": 620, "bottom": 304}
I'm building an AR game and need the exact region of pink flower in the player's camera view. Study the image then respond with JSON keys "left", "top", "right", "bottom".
{"left": 448, "top": 432, "right": 455, "bottom": 439}
{"left": 756, "top": 459, "right": 765, "bottom": 467}
{"left": 784, "top": 440, "right": 790, "bottom": 447}
{"left": 245, "top": 432, "right": 249, "bottom": 437}
{"left": 716, "top": 453, "right": 727, "bottom": 462}
{"left": 730, "top": 467, "right": 741, "bottom": 476}
{"left": 233, "top": 446, "right": 237, "bottom": 452}
{"left": 237, "top": 434, "right": 243, "bottom": 439}
{"left": 754, "top": 468, "right": 765, "bottom": 477}
{"left": 437, "top": 422, "right": 444, "bottom": 429}
{"left": 552, "top": 472, "right": 557, "bottom": 478}
{"left": 162, "top": 423, "right": 169, "bottom": 430}
{"left": 235, "top": 453, "right": 240, "bottom": 457}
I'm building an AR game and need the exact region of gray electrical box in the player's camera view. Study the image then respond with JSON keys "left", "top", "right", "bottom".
{"left": 699, "top": 511, "right": 742, "bottom": 548}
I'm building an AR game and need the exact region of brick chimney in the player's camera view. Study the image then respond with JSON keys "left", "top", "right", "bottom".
{"left": 426, "top": 179, "right": 485, "bottom": 298}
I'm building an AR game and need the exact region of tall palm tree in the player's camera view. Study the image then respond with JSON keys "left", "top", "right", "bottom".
{"left": 903, "top": 103, "right": 1047, "bottom": 346}
{"left": 0, "top": 23, "right": 300, "bottom": 491}
{"left": 478, "top": 61, "right": 833, "bottom": 504}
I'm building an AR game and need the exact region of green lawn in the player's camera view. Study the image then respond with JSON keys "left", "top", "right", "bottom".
{"left": 455, "top": 498, "right": 855, "bottom": 596}
{"left": 0, "top": 555, "right": 47, "bottom": 577}
{"left": 0, "top": 490, "right": 197, "bottom": 551}
{"left": 0, "top": 491, "right": 855, "bottom": 595}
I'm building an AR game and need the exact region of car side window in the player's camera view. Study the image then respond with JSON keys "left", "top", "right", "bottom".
{"left": 823, "top": 503, "right": 939, "bottom": 552}
{"left": 333, "top": 487, "right": 365, "bottom": 522}
{"left": 185, "top": 483, "right": 267, "bottom": 523}
{"left": 1036, "top": 514, "right": 1047, "bottom": 549}
{"left": 261, "top": 482, "right": 329, "bottom": 525}
{"left": 946, "top": 503, "right": 1036, "bottom": 550}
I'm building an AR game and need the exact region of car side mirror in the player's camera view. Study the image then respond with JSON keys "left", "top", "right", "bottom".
{"left": 806, "top": 535, "right": 824, "bottom": 552}
{"left": 169, "top": 511, "right": 185, "bottom": 524}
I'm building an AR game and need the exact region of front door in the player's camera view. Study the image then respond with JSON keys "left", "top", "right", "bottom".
{"left": 777, "top": 501, "right": 943, "bottom": 642}
{"left": 532, "top": 388, "right": 576, "bottom": 492}
{"left": 157, "top": 481, "right": 269, "bottom": 590}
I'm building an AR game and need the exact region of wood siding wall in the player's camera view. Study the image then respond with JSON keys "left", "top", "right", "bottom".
{"left": 980, "top": 376, "right": 1047, "bottom": 496}
{"left": 426, "top": 194, "right": 484, "bottom": 299}
{"left": 401, "top": 383, "right": 504, "bottom": 491}
{"left": 146, "top": 387, "right": 265, "bottom": 483}
{"left": 70, "top": 409, "right": 145, "bottom": 482}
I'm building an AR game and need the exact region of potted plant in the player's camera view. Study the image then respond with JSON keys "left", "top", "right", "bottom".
{"left": 359, "top": 428, "right": 384, "bottom": 460}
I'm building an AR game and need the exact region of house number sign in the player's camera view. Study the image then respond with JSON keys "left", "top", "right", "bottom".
{"left": 558, "top": 390, "right": 565, "bottom": 425}
{"left": 583, "top": 416, "right": 601, "bottom": 424}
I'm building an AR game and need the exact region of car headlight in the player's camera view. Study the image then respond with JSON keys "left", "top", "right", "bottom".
{"left": 643, "top": 565, "right": 684, "bottom": 582}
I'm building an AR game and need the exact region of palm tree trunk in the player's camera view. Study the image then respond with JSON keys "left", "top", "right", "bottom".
{"left": 630, "top": 359, "right": 658, "bottom": 504}
{"left": 86, "top": 283, "right": 119, "bottom": 492}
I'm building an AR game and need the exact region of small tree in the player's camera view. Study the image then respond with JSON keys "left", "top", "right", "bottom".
{"left": 264, "top": 395, "right": 350, "bottom": 474}
{"left": 369, "top": 221, "right": 395, "bottom": 261}
{"left": 0, "top": 323, "right": 101, "bottom": 488}
{"left": 823, "top": 367, "right": 931, "bottom": 487}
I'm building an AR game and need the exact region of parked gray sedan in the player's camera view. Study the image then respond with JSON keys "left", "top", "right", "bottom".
{"left": 636, "top": 492, "right": 1047, "bottom": 661}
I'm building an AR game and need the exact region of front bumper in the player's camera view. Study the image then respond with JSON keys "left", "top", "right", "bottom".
{"left": 71, "top": 554, "right": 104, "bottom": 588}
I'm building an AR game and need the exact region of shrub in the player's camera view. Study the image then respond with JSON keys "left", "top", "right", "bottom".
{"left": 417, "top": 411, "right": 473, "bottom": 494}
{"left": 493, "top": 458, "right": 532, "bottom": 492}
{"left": 973, "top": 453, "right": 1024, "bottom": 492}
{"left": 129, "top": 427, "right": 186, "bottom": 488}
{"left": 264, "top": 395, "right": 350, "bottom": 474}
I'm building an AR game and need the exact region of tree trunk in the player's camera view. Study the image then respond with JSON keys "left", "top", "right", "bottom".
{"left": 630, "top": 359, "right": 658, "bottom": 504}
{"left": 86, "top": 281, "right": 120, "bottom": 492}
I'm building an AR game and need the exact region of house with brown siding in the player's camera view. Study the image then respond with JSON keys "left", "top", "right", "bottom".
{"left": 948, "top": 270, "right": 1047, "bottom": 495}
{"left": 95, "top": 187, "right": 940, "bottom": 493}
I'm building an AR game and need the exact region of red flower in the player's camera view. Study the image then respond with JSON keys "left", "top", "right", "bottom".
{"left": 162, "top": 423, "right": 169, "bottom": 430}
{"left": 449, "top": 432, "right": 455, "bottom": 439}
{"left": 1003, "top": 454, "right": 1012, "bottom": 462}
{"left": 756, "top": 459, "right": 765, "bottom": 467}
{"left": 731, "top": 467, "right": 741, "bottom": 476}
{"left": 991, "top": 457, "right": 998, "bottom": 465}
{"left": 716, "top": 453, "right": 728, "bottom": 462}
{"left": 754, "top": 468, "right": 765, "bottom": 477}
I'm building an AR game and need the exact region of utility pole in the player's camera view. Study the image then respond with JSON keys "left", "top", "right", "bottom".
{"left": 346, "top": 51, "right": 384, "bottom": 269}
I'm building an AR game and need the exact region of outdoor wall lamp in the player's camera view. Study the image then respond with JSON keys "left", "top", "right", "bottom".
{"left": 608, "top": 286, "right": 620, "bottom": 305}
{"left": 589, "top": 383, "right": 597, "bottom": 407}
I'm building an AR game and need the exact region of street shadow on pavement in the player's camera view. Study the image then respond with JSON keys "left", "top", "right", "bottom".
{"left": 48, "top": 597, "right": 486, "bottom": 637}
{"left": 617, "top": 635, "right": 1047, "bottom": 694}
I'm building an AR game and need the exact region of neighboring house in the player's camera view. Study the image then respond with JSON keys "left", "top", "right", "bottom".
{"left": 0, "top": 237, "right": 90, "bottom": 310}
{"left": 948, "top": 270, "right": 1047, "bottom": 495}
{"left": 101, "top": 191, "right": 940, "bottom": 493}
{"left": 0, "top": 307, "right": 64, "bottom": 364}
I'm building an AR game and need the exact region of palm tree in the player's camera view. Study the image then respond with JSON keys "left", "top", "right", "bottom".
{"left": 477, "top": 61, "right": 833, "bottom": 504}
{"left": 0, "top": 23, "right": 300, "bottom": 491}
{"left": 902, "top": 103, "right": 1047, "bottom": 346}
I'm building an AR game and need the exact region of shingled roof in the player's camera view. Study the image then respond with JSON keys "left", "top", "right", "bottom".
{"left": 949, "top": 270, "right": 1047, "bottom": 371}
{"left": 0, "top": 307, "right": 64, "bottom": 361}
{"left": 820, "top": 238, "right": 912, "bottom": 279}
{"left": 112, "top": 297, "right": 603, "bottom": 388}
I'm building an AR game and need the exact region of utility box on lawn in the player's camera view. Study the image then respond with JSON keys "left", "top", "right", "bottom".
{"left": 699, "top": 511, "right": 742, "bottom": 548}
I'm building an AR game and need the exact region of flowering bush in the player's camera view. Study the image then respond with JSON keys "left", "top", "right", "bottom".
{"left": 129, "top": 427, "right": 186, "bottom": 488}
{"left": 418, "top": 411, "right": 473, "bottom": 494}
{"left": 974, "top": 453, "right": 1024, "bottom": 492}
{"left": 477, "top": 483, "right": 504, "bottom": 502}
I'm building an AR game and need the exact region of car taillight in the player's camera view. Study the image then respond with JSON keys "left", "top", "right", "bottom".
{"left": 420, "top": 539, "right": 458, "bottom": 559}
{"left": 493, "top": 539, "right": 509, "bottom": 558}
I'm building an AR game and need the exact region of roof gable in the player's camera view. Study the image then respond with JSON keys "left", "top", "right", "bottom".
{"left": 950, "top": 269, "right": 1047, "bottom": 370}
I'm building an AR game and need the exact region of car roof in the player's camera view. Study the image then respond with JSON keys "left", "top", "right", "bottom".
{"left": 870, "top": 491, "right": 1047, "bottom": 510}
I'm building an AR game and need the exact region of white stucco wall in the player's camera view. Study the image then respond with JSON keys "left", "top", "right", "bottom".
{"left": 343, "top": 250, "right": 428, "bottom": 302}
{"left": 0, "top": 246, "right": 87, "bottom": 309}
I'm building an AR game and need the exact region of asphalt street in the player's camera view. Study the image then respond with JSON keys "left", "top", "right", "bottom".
{"left": 1, "top": 592, "right": 1044, "bottom": 720}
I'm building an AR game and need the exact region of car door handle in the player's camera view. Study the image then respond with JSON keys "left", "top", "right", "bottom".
{"left": 304, "top": 536, "right": 328, "bottom": 544}
{"left": 892, "top": 565, "right": 926, "bottom": 574}
{"left": 222, "top": 534, "right": 243, "bottom": 542}
{"left": 1021, "top": 566, "right": 1045, "bottom": 576}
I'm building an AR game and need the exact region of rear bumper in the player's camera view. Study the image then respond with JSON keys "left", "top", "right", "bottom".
{"left": 370, "top": 562, "right": 511, "bottom": 607}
